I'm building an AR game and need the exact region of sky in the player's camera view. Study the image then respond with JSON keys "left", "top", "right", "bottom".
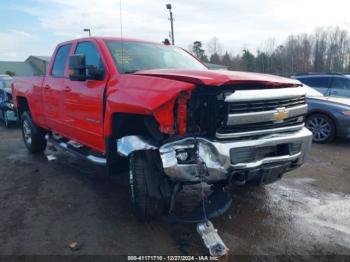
{"left": 1, "top": 0, "right": 350, "bottom": 61}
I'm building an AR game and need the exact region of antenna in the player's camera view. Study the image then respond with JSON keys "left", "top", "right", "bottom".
{"left": 119, "top": 0, "right": 124, "bottom": 68}
{"left": 119, "top": 0, "right": 123, "bottom": 39}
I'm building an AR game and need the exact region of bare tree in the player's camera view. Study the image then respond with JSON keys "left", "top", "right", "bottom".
{"left": 196, "top": 26, "right": 350, "bottom": 75}
{"left": 207, "top": 36, "right": 223, "bottom": 56}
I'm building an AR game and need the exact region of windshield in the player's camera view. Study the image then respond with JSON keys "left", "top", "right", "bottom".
{"left": 105, "top": 41, "right": 207, "bottom": 73}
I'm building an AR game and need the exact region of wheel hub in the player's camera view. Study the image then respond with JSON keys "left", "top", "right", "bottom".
{"left": 23, "top": 120, "right": 32, "bottom": 145}
{"left": 307, "top": 117, "right": 331, "bottom": 142}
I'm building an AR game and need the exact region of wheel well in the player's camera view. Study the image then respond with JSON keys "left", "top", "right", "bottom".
{"left": 16, "top": 96, "right": 30, "bottom": 119}
{"left": 111, "top": 113, "right": 165, "bottom": 141}
{"left": 306, "top": 111, "right": 337, "bottom": 132}
{"left": 105, "top": 113, "right": 165, "bottom": 174}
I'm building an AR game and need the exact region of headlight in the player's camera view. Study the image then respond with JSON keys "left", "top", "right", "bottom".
{"left": 341, "top": 111, "right": 350, "bottom": 116}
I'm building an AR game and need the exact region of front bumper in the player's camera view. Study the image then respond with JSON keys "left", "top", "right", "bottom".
{"left": 159, "top": 127, "right": 312, "bottom": 184}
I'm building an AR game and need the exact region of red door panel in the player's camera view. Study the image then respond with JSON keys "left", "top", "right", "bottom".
{"left": 59, "top": 41, "right": 107, "bottom": 152}
{"left": 43, "top": 77, "right": 65, "bottom": 132}
{"left": 61, "top": 79, "right": 105, "bottom": 151}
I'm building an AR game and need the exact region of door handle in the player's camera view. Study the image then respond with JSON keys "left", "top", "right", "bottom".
{"left": 44, "top": 85, "right": 51, "bottom": 90}
{"left": 64, "top": 86, "right": 72, "bottom": 92}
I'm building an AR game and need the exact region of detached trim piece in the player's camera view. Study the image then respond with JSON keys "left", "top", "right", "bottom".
{"left": 232, "top": 152, "right": 301, "bottom": 169}
{"left": 225, "top": 87, "right": 306, "bottom": 102}
{"left": 117, "top": 135, "right": 158, "bottom": 157}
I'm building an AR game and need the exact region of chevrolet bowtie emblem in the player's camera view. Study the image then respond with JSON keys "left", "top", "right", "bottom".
{"left": 274, "top": 107, "right": 289, "bottom": 122}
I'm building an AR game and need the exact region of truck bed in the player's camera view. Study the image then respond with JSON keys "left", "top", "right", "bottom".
{"left": 12, "top": 76, "right": 46, "bottom": 127}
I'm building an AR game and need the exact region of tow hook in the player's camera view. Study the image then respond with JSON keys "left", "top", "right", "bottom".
{"left": 197, "top": 220, "right": 229, "bottom": 259}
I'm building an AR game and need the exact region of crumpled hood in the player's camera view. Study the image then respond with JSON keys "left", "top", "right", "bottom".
{"left": 135, "top": 69, "right": 301, "bottom": 87}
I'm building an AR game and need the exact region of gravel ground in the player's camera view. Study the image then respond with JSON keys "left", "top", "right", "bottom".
{"left": 0, "top": 124, "right": 349, "bottom": 260}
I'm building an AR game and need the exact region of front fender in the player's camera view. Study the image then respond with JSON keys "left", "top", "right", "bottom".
{"left": 104, "top": 74, "right": 195, "bottom": 136}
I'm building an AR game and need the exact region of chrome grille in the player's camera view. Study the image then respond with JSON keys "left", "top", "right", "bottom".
{"left": 217, "top": 88, "right": 308, "bottom": 139}
{"left": 218, "top": 116, "right": 302, "bottom": 134}
{"left": 229, "top": 95, "right": 306, "bottom": 114}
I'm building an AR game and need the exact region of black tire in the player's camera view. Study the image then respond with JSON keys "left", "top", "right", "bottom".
{"left": 21, "top": 112, "right": 47, "bottom": 153}
{"left": 306, "top": 113, "right": 336, "bottom": 144}
{"left": 129, "top": 150, "right": 167, "bottom": 222}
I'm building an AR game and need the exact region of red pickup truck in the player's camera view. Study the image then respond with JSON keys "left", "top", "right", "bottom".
{"left": 12, "top": 37, "right": 312, "bottom": 222}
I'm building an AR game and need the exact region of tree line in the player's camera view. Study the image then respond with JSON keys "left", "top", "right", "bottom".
{"left": 191, "top": 26, "right": 350, "bottom": 76}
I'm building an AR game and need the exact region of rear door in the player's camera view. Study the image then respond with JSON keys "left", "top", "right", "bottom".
{"left": 330, "top": 77, "right": 350, "bottom": 98}
{"left": 62, "top": 41, "right": 107, "bottom": 152}
{"left": 43, "top": 44, "right": 72, "bottom": 132}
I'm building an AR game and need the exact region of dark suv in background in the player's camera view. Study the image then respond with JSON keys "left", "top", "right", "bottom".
{"left": 293, "top": 73, "right": 350, "bottom": 98}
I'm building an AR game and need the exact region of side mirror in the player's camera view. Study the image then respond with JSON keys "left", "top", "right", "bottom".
{"left": 86, "top": 66, "right": 105, "bottom": 81}
{"left": 69, "top": 55, "right": 86, "bottom": 81}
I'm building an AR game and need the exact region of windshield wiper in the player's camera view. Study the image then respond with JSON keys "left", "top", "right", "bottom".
{"left": 124, "top": 70, "right": 140, "bottom": 74}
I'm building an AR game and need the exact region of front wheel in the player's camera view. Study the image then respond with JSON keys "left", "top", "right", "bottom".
{"left": 21, "top": 112, "right": 47, "bottom": 153}
{"left": 129, "top": 150, "right": 168, "bottom": 222}
{"left": 306, "top": 114, "right": 336, "bottom": 143}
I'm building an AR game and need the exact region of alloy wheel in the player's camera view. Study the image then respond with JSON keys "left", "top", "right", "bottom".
{"left": 306, "top": 116, "right": 332, "bottom": 142}
{"left": 23, "top": 120, "right": 32, "bottom": 145}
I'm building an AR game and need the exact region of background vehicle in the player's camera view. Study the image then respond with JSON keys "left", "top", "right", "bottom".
{"left": 0, "top": 75, "right": 17, "bottom": 128}
{"left": 12, "top": 37, "right": 312, "bottom": 222}
{"left": 294, "top": 73, "right": 350, "bottom": 98}
{"left": 302, "top": 84, "right": 350, "bottom": 143}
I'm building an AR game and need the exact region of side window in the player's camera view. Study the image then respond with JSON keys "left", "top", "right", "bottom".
{"left": 332, "top": 77, "right": 350, "bottom": 90}
{"left": 297, "top": 78, "right": 311, "bottom": 85}
{"left": 75, "top": 42, "right": 104, "bottom": 73}
{"left": 51, "top": 44, "right": 72, "bottom": 77}
{"left": 304, "top": 77, "right": 330, "bottom": 88}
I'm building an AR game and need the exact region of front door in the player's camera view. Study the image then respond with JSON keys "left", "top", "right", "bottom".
{"left": 62, "top": 41, "right": 107, "bottom": 152}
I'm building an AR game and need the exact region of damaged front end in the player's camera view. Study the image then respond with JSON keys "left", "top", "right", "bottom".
{"left": 116, "top": 84, "right": 312, "bottom": 257}
{"left": 118, "top": 127, "right": 311, "bottom": 186}
{"left": 117, "top": 85, "right": 312, "bottom": 186}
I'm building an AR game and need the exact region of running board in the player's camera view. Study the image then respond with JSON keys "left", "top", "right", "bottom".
{"left": 46, "top": 134, "right": 107, "bottom": 165}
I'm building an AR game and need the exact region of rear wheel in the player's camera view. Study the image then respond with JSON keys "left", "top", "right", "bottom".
{"left": 306, "top": 114, "right": 336, "bottom": 143}
{"left": 21, "top": 112, "right": 47, "bottom": 153}
{"left": 129, "top": 150, "right": 168, "bottom": 222}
